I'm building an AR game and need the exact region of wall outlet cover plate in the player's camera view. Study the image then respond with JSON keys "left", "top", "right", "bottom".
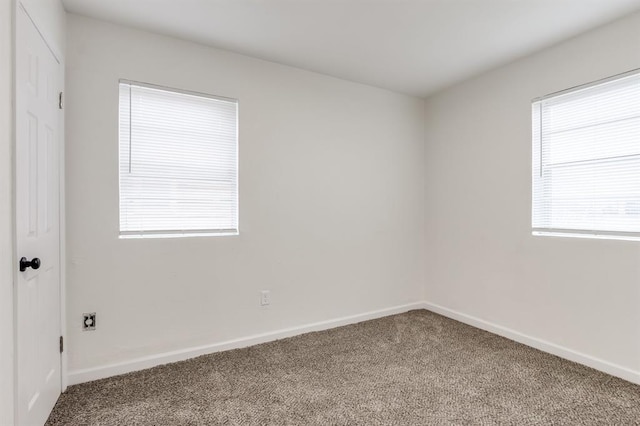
{"left": 83, "top": 313, "right": 96, "bottom": 331}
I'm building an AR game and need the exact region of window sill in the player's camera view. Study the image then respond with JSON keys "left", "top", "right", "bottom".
{"left": 532, "top": 231, "right": 640, "bottom": 242}
{"left": 119, "top": 231, "right": 239, "bottom": 239}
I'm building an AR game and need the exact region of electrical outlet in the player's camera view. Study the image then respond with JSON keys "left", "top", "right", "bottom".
{"left": 260, "top": 290, "right": 270, "bottom": 306}
{"left": 82, "top": 313, "right": 96, "bottom": 331}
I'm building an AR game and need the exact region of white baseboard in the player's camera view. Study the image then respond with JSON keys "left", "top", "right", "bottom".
{"left": 68, "top": 301, "right": 640, "bottom": 387}
{"left": 421, "top": 301, "right": 640, "bottom": 386}
{"left": 67, "top": 302, "right": 424, "bottom": 386}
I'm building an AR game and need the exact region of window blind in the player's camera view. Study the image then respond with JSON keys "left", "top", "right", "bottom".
{"left": 532, "top": 71, "right": 640, "bottom": 240}
{"left": 119, "top": 81, "right": 238, "bottom": 237}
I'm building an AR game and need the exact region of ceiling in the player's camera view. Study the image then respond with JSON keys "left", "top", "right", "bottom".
{"left": 61, "top": 0, "right": 640, "bottom": 97}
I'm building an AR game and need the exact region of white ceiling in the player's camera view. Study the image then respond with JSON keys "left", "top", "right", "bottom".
{"left": 61, "top": 0, "right": 640, "bottom": 97}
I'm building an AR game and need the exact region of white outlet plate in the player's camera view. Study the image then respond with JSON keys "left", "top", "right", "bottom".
{"left": 83, "top": 313, "right": 96, "bottom": 331}
{"left": 260, "top": 290, "right": 270, "bottom": 306}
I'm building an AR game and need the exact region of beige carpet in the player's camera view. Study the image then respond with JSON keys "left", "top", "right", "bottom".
{"left": 47, "top": 310, "right": 640, "bottom": 425}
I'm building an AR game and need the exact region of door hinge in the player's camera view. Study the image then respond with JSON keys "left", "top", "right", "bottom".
{"left": 58, "top": 92, "right": 63, "bottom": 110}
{"left": 59, "top": 336, "right": 64, "bottom": 353}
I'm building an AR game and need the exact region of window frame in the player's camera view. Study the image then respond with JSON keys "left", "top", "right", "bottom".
{"left": 531, "top": 68, "right": 640, "bottom": 242}
{"left": 118, "top": 79, "right": 239, "bottom": 239}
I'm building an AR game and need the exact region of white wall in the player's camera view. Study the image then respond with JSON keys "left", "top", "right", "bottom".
{"left": 65, "top": 15, "right": 425, "bottom": 374}
{"left": 424, "top": 11, "right": 640, "bottom": 377}
{"left": 1, "top": 1, "right": 15, "bottom": 423}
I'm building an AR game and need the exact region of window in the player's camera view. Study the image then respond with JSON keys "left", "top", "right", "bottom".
{"left": 532, "top": 70, "right": 640, "bottom": 241}
{"left": 119, "top": 81, "right": 238, "bottom": 238}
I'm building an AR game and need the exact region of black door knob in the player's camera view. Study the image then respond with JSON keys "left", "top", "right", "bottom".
{"left": 19, "top": 257, "right": 41, "bottom": 272}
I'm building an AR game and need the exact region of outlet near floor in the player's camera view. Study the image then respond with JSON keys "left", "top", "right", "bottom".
{"left": 83, "top": 313, "right": 96, "bottom": 331}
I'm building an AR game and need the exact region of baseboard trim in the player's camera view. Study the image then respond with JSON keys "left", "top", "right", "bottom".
{"left": 68, "top": 301, "right": 640, "bottom": 387}
{"left": 421, "top": 301, "right": 640, "bottom": 386}
{"left": 67, "top": 302, "right": 424, "bottom": 386}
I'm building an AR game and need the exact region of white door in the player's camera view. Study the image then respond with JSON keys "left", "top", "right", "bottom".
{"left": 15, "top": 6, "right": 63, "bottom": 426}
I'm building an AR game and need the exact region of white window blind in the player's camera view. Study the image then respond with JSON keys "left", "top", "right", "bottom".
{"left": 119, "top": 81, "right": 238, "bottom": 238}
{"left": 532, "top": 70, "right": 640, "bottom": 240}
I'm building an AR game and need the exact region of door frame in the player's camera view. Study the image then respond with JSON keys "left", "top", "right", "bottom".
{"left": 13, "top": 1, "right": 67, "bottom": 421}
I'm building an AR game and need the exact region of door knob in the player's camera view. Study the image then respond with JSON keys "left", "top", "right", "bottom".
{"left": 19, "top": 257, "right": 41, "bottom": 272}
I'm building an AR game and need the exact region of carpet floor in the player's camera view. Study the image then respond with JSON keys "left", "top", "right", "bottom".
{"left": 47, "top": 310, "right": 640, "bottom": 425}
